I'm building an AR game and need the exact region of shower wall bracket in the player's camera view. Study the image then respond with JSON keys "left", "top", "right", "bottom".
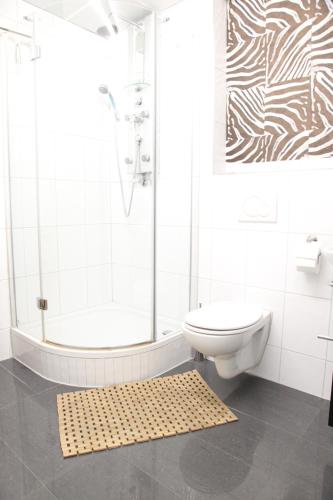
{"left": 37, "top": 297, "right": 48, "bottom": 311}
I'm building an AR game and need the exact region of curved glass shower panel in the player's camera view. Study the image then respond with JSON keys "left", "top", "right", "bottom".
{"left": 155, "top": 4, "right": 194, "bottom": 339}
{"left": 1, "top": 31, "right": 44, "bottom": 341}
{"left": 28, "top": 3, "right": 156, "bottom": 349}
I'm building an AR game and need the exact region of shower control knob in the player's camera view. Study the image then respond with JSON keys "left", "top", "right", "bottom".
{"left": 141, "top": 154, "right": 150, "bottom": 162}
{"left": 136, "top": 98, "right": 143, "bottom": 106}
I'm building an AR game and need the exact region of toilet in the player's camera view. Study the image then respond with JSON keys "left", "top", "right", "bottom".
{"left": 182, "top": 301, "right": 272, "bottom": 379}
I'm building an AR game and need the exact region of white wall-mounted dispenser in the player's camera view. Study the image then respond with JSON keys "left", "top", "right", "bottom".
{"left": 296, "top": 236, "right": 321, "bottom": 275}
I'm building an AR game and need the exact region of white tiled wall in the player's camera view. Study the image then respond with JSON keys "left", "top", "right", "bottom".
{"left": 194, "top": 0, "right": 333, "bottom": 399}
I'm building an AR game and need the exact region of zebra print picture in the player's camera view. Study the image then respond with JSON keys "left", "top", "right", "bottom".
{"left": 224, "top": 0, "right": 333, "bottom": 163}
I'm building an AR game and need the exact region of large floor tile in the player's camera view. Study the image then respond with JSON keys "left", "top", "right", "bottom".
{"left": 119, "top": 433, "right": 242, "bottom": 499}
{"left": 0, "top": 439, "right": 44, "bottom": 499}
{"left": 25, "top": 485, "right": 58, "bottom": 500}
{"left": 0, "top": 384, "right": 85, "bottom": 483}
{"left": 0, "top": 364, "right": 34, "bottom": 409}
{"left": 0, "top": 358, "right": 331, "bottom": 500}
{"left": 223, "top": 374, "right": 322, "bottom": 437}
{"left": 46, "top": 452, "right": 181, "bottom": 500}
{"left": 1, "top": 359, "right": 57, "bottom": 394}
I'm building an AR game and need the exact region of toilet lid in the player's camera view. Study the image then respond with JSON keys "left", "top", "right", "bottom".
{"left": 184, "top": 301, "right": 263, "bottom": 332}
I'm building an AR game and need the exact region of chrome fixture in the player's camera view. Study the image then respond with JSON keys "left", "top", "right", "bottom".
{"left": 100, "top": 0, "right": 119, "bottom": 34}
{"left": 98, "top": 85, "right": 120, "bottom": 121}
{"left": 136, "top": 171, "right": 152, "bottom": 186}
{"left": 125, "top": 111, "right": 149, "bottom": 124}
{"left": 99, "top": 78, "right": 151, "bottom": 218}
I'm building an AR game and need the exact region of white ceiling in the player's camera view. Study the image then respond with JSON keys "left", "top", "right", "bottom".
{"left": 142, "top": 0, "right": 183, "bottom": 10}
{"left": 24, "top": 0, "right": 183, "bottom": 38}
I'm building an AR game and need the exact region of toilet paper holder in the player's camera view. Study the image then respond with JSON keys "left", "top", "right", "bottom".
{"left": 296, "top": 235, "right": 321, "bottom": 274}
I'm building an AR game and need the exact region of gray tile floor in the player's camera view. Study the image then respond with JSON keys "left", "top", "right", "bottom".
{"left": 0, "top": 358, "right": 332, "bottom": 500}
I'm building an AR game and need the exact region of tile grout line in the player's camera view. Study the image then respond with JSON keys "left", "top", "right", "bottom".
{"left": 0, "top": 435, "right": 59, "bottom": 499}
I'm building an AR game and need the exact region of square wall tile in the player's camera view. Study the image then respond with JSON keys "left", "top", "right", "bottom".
{"left": 58, "top": 226, "right": 86, "bottom": 270}
{"left": 245, "top": 287, "right": 284, "bottom": 347}
{"left": 211, "top": 229, "right": 247, "bottom": 284}
{"left": 197, "top": 227, "right": 212, "bottom": 279}
{"left": 0, "top": 229, "right": 8, "bottom": 280}
{"left": 283, "top": 293, "right": 330, "bottom": 359}
{"left": 86, "top": 182, "right": 111, "bottom": 225}
{"left": 211, "top": 281, "right": 245, "bottom": 303}
{"left": 288, "top": 170, "right": 333, "bottom": 234}
{"left": 112, "top": 225, "right": 151, "bottom": 270}
{"left": 112, "top": 264, "right": 131, "bottom": 308}
{"left": 38, "top": 180, "right": 57, "bottom": 227}
{"left": 59, "top": 269, "right": 87, "bottom": 314}
{"left": 43, "top": 272, "right": 60, "bottom": 318}
{"left": 130, "top": 267, "right": 151, "bottom": 313}
{"left": 157, "top": 179, "right": 191, "bottom": 227}
{"left": 56, "top": 180, "right": 85, "bottom": 226}
{"left": 280, "top": 349, "right": 325, "bottom": 397}
{"left": 87, "top": 265, "right": 112, "bottom": 307}
{"left": 197, "top": 278, "right": 211, "bottom": 306}
{"left": 156, "top": 271, "right": 189, "bottom": 321}
{"left": 245, "top": 232, "right": 288, "bottom": 291}
{"left": 55, "top": 134, "right": 85, "bottom": 180}
{"left": 10, "top": 179, "right": 38, "bottom": 228}
{"left": 326, "top": 313, "right": 333, "bottom": 362}
{"left": 23, "top": 228, "right": 39, "bottom": 276}
{"left": 12, "top": 229, "right": 25, "bottom": 277}
{"left": 0, "top": 280, "right": 11, "bottom": 329}
{"left": 40, "top": 227, "right": 58, "bottom": 274}
{"left": 86, "top": 225, "right": 111, "bottom": 267}
{"left": 0, "top": 328, "right": 12, "bottom": 361}
{"left": 157, "top": 226, "right": 190, "bottom": 275}
{"left": 248, "top": 345, "right": 281, "bottom": 383}
{"left": 9, "top": 125, "right": 36, "bottom": 179}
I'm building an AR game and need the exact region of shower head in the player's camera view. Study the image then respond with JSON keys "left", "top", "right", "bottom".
{"left": 98, "top": 84, "right": 109, "bottom": 94}
{"left": 98, "top": 85, "right": 120, "bottom": 121}
{"left": 96, "top": 25, "right": 111, "bottom": 39}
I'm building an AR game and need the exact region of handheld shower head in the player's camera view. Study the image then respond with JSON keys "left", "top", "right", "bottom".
{"left": 98, "top": 85, "right": 120, "bottom": 121}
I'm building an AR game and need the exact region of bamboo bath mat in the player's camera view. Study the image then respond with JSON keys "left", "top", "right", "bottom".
{"left": 57, "top": 369, "right": 238, "bottom": 458}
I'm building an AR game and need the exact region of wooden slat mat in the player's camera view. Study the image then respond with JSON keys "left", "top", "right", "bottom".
{"left": 57, "top": 369, "right": 238, "bottom": 458}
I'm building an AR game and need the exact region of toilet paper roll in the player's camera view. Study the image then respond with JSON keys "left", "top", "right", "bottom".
{"left": 296, "top": 241, "right": 321, "bottom": 274}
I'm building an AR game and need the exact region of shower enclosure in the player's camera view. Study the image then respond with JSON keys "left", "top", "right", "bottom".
{"left": 1, "top": 0, "right": 195, "bottom": 382}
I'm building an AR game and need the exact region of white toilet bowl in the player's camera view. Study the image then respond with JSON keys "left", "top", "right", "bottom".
{"left": 182, "top": 301, "right": 272, "bottom": 379}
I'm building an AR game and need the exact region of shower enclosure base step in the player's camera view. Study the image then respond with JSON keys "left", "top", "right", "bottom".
{"left": 11, "top": 326, "right": 192, "bottom": 387}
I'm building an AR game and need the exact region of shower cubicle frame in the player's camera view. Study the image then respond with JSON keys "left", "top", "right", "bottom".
{"left": 1, "top": 5, "right": 195, "bottom": 357}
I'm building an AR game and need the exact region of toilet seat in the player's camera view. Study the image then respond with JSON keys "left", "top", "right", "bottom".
{"left": 184, "top": 301, "right": 263, "bottom": 336}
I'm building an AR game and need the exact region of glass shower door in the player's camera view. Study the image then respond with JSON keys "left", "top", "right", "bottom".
{"left": 30, "top": 5, "right": 156, "bottom": 349}
{"left": 2, "top": 30, "right": 44, "bottom": 341}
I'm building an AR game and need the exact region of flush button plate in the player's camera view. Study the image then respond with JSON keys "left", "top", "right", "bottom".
{"left": 239, "top": 193, "right": 278, "bottom": 223}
